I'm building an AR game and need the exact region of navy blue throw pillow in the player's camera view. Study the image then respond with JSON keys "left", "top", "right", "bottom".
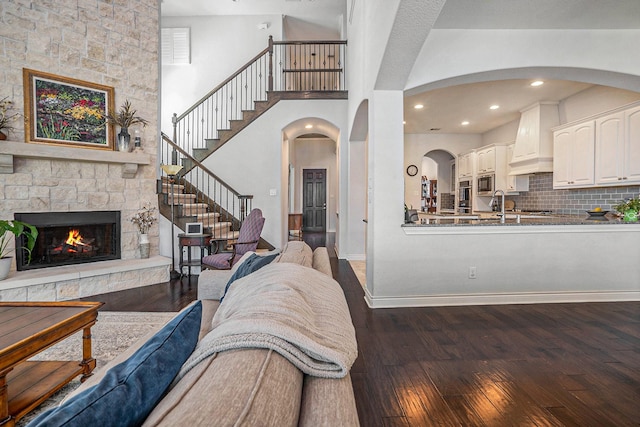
{"left": 28, "top": 300, "right": 202, "bottom": 427}
{"left": 220, "top": 253, "right": 278, "bottom": 302}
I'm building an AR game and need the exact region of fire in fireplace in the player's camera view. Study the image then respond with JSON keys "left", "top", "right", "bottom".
{"left": 14, "top": 211, "right": 121, "bottom": 271}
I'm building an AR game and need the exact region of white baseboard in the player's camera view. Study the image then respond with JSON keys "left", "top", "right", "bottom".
{"left": 364, "top": 290, "right": 640, "bottom": 308}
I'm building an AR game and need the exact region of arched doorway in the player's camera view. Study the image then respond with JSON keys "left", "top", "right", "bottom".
{"left": 281, "top": 118, "right": 340, "bottom": 246}
{"left": 423, "top": 149, "right": 456, "bottom": 214}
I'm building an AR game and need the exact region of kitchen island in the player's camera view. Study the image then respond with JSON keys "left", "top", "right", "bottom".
{"left": 363, "top": 211, "right": 640, "bottom": 309}
{"left": 410, "top": 212, "right": 634, "bottom": 227}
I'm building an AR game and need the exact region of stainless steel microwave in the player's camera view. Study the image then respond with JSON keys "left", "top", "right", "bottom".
{"left": 477, "top": 174, "right": 495, "bottom": 196}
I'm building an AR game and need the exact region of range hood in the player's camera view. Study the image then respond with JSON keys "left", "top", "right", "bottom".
{"left": 509, "top": 102, "right": 560, "bottom": 175}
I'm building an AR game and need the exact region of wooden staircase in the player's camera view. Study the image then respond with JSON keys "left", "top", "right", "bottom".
{"left": 158, "top": 179, "right": 240, "bottom": 243}
{"left": 190, "top": 96, "right": 281, "bottom": 163}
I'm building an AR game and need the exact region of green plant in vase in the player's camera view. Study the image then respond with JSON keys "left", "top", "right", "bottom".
{"left": 106, "top": 100, "right": 148, "bottom": 152}
{"left": 0, "top": 220, "right": 39, "bottom": 280}
{"left": 613, "top": 197, "right": 640, "bottom": 222}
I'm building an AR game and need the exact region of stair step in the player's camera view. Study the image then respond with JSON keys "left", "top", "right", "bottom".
{"left": 192, "top": 148, "right": 209, "bottom": 162}
{"left": 195, "top": 212, "right": 220, "bottom": 222}
{"left": 160, "top": 183, "right": 185, "bottom": 194}
{"left": 166, "top": 193, "right": 196, "bottom": 205}
{"left": 179, "top": 203, "right": 209, "bottom": 216}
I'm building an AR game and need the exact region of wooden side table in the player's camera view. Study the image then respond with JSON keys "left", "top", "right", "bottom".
{"left": 288, "top": 213, "right": 303, "bottom": 241}
{"left": 177, "top": 233, "right": 212, "bottom": 277}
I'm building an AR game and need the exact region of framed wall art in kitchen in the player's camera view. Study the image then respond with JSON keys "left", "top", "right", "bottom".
{"left": 23, "top": 68, "right": 115, "bottom": 150}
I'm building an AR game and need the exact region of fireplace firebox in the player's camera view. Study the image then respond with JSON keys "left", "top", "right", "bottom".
{"left": 14, "top": 211, "right": 121, "bottom": 271}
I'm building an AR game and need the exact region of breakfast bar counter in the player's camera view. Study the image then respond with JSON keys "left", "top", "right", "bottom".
{"left": 403, "top": 213, "right": 639, "bottom": 235}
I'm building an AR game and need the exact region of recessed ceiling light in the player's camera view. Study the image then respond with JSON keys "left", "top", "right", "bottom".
{"left": 414, "top": 104, "right": 424, "bottom": 109}
{"left": 461, "top": 121, "right": 470, "bottom": 126}
{"left": 403, "top": 121, "right": 406, "bottom": 125}
{"left": 305, "top": 124, "right": 313, "bottom": 129}
{"left": 489, "top": 105, "right": 500, "bottom": 110}
{"left": 530, "top": 80, "right": 544, "bottom": 87}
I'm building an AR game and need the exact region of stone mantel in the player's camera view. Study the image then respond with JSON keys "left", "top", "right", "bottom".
{"left": 0, "top": 139, "right": 151, "bottom": 178}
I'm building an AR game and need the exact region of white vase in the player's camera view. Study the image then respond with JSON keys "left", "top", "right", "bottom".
{"left": 139, "top": 233, "right": 150, "bottom": 259}
{"left": 0, "top": 257, "right": 12, "bottom": 280}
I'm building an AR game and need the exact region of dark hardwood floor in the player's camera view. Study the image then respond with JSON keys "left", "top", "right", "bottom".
{"left": 80, "top": 234, "right": 640, "bottom": 426}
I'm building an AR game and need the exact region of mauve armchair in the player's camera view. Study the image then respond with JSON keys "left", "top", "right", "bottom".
{"left": 201, "top": 208, "right": 265, "bottom": 270}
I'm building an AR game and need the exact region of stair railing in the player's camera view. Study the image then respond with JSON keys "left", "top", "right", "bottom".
{"left": 172, "top": 37, "right": 347, "bottom": 156}
{"left": 160, "top": 132, "right": 252, "bottom": 238}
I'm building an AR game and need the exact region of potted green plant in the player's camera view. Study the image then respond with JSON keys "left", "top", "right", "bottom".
{"left": 0, "top": 96, "right": 20, "bottom": 140}
{"left": 0, "top": 220, "right": 39, "bottom": 280}
{"left": 106, "top": 100, "right": 148, "bottom": 152}
{"left": 613, "top": 197, "right": 640, "bottom": 222}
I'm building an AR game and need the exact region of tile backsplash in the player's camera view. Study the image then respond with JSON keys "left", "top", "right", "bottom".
{"left": 509, "top": 173, "right": 640, "bottom": 214}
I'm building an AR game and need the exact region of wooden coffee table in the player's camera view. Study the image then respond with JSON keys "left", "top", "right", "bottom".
{"left": 0, "top": 301, "right": 103, "bottom": 426}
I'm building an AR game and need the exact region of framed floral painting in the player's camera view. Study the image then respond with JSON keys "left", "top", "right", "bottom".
{"left": 23, "top": 69, "right": 115, "bottom": 150}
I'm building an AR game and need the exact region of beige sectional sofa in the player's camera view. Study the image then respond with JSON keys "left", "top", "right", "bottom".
{"left": 58, "top": 241, "right": 359, "bottom": 426}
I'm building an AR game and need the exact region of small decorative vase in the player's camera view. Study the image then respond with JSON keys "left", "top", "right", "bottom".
{"left": 117, "top": 127, "right": 130, "bottom": 152}
{"left": 623, "top": 209, "right": 639, "bottom": 222}
{"left": 139, "top": 233, "right": 150, "bottom": 259}
{"left": 0, "top": 131, "right": 7, "bottom": 140}
{"left": 0, "top": 257, "right": 12, "bottom": 280}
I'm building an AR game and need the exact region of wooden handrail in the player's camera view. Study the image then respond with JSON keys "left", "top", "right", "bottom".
{"left": 176, "top": 46, "right": 271, "bottom": 121}
{"left": 273, "top": 40, "right": 347, "bottom": 45}
{"left": 161, "top": 132, "right": 244, "bottom": 198}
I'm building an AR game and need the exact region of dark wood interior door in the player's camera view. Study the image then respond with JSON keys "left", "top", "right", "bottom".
{"left": 302, "top": 169, "right": 326, "bottom": 232}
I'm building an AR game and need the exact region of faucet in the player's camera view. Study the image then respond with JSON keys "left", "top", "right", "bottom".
{"left": 489, "top": 189, "right": 506, "bottom": 223}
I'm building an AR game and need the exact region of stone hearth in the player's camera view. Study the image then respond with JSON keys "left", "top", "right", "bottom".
{"left": 0, "top": 257, "right": 170, "bottom": 302}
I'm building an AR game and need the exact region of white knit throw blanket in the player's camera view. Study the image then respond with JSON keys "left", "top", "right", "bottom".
{"left": 177, "top": 262, "right": 358, "bottom": 379}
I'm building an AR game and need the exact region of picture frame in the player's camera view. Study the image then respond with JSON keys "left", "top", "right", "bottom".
{"left": 23, "top": 68, "right": 115, "bottom": 150}
{"left": 185, "top": 222, "right": 203, "bottom": 235}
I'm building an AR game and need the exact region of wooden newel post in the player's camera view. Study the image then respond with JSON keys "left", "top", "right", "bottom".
{"left": 268, "top": 36, "right": 274, "bottom": 92}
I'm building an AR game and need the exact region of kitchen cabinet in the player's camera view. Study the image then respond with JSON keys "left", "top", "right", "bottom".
{"left": 595, "top": 106, "right": 640, "bottom": 185}
{"left": 458, "top": 151, "right": 474, "bottom": 178}
{"left": 506, "top": 144, "right": 529, "bottom": 193}
{"left": 476, "top": 146, "right": 496, "bottom": 174}
{"left": 553, "top": 121, "right": 595, "bottom": 188}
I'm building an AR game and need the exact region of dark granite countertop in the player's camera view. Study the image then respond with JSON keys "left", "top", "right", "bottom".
{"left": 404, "top": 213, "right": 637, "bottom": 227}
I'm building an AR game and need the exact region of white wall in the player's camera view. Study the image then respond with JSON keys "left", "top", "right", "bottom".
{"left": 161, "top": 15, "right": 283, "bottom": 133}
{"left": 559, "top": 86, "right": 640, "bottom": 123}
{"left": 202, "top": 99, "right": 348, "bottom": 249}
{"left": 349, "top": 7, "right": 640, "bottom": 306}
{"left": 407, "top": 29, "right": 640, "bottom": 93}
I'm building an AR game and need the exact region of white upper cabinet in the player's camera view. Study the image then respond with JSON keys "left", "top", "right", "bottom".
{"left": 595, "top": 111, "right": 625, "bottom": 185}
{"left": 596, "top": 105, "right": 640, "bottom": 185}
{"left": 476, "top": 146, "right": 496, "bottom": 174}
{"left": 458, "top": 151, "right": 474, "bottom": 178}
{"left": 626, "top": 105, "right": 640, "bottom": 183}
{"left": 553, "top": 121, "right": 595, "bottom": 188}
{"left": 506, "top": 144, "right": 529, "bottom": 193}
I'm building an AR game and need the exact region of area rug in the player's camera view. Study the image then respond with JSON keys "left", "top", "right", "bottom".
{"left": 16, "top": 311, "right": 176, "bottom": 427}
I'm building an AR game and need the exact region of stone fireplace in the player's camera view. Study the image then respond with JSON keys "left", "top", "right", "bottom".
{"left": 0, "top": 143, "right": 170, "bottom": 302}
{"left": 15, "top": 211, "right": 121, "bottom": 271}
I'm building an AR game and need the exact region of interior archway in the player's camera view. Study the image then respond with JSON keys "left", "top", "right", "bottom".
{"left": 281, "top": 118, "right": 341, "bottom": 245}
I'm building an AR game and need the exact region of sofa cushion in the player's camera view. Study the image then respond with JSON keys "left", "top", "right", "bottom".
{"left": 198, "top": 250, "right": 280, "bottom": 300}
{"left": 143, "top": 348, "right": 303, "bottom": 427}
{"left": 312, "top": 247, "right": 332, "bottom": 277}
{"left": 276, "top": 241, "right": 313, "bottom": 268}
{"left": 220, "top": 252, "right": 278, "bottom": 302}
{"left": 29, "top": 301, "right": 202, "bottom": 427}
